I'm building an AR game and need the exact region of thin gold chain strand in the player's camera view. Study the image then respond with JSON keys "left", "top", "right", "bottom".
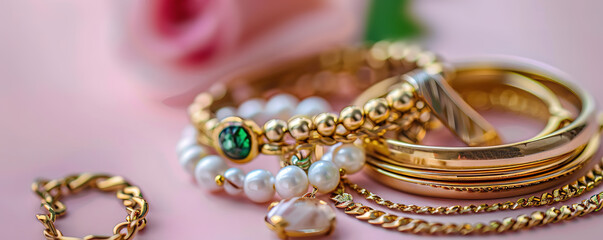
{"left": 32, "top": 173, "right": 149, "bottom": 240}
{"left": 331, "top": 181, "right": 603, "bottom": 235}
{"left": 342, "top": 157, "right": 603, "bottom": 215}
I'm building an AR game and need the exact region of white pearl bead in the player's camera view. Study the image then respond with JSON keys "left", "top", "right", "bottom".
{"left": 244, "top": 169, "right": 275, "bottom": 203}
{"left": 275, "top": 166, "right": 309, "bottom": 199}
{"left": 216, "top": 107, "right": 237, "bottom": 120}
{"left": 178, "top": 145, "right": 207, "bottom": 174}
{"left": 176, "top": 136, "right": 199, "bottom": 158}
{"left": 194, "top": 155, "right": 228, "bottom": 191}
{"left": 319, "top": 143, "right": 342, "bottom": 162}
{"left": 237, "top": 98, "right": 266, "bottom": 122}
{"left": 223, "top": 168, "right": 246, "bottom": 195}
{"left": 294, "top": 97, "right": 331, "bottom": 117}
{"left": 265, "top": 93, "right": 298, "bottom": 119}
{"left": 319, "top": 151, "right": 333, "bottom": 162}
{"left": 307, "top": 161, "right": 340, "bottom": 193}
{"left": 332, "top": 144, "right": 365, "bottom": 174}
{"left": 181, "top": 124, "right": 197, "bottom": 138}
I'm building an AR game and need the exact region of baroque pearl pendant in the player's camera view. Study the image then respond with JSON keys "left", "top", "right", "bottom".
{"left": 265, "top": 197, "right": 336, "bottom": 239}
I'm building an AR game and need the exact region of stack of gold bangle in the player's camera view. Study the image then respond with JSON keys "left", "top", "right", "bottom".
{"left": 358, "top": 61, "right": 599, "bottom": 199}
{"left": 179, "top": 41, "right": 603, "bottom": 237}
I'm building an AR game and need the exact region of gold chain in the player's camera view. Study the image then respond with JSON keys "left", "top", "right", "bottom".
{"left": 330, "top": 157, "right": 603, "bottom": 235}
{"left": 345, "top": 157, "right": 603, "bottom": 214}
{"left": 32, "top": 173, "right": 149, "bottom": 240}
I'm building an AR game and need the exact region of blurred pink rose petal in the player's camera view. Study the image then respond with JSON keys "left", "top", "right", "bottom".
{"left": 122, "top": 0, "right": 368, "bottom": 105}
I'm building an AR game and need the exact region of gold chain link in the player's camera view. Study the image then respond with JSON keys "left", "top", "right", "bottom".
{"left": 32, "top": 173, "right": 148, "bottom": 240}
{"left": 330, "top": 157, "right": 603, "bottom": 235}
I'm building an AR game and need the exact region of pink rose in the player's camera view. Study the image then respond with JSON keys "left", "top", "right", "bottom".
{"left": 123, "top": 0, "right": 367, "bottom": 104}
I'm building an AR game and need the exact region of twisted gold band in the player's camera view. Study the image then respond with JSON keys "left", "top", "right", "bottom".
{"left": 358, "top": 60, "right": 599, "bottom": 200}
{"left": 359, "top": 63, "right": 594, "bottom": 171}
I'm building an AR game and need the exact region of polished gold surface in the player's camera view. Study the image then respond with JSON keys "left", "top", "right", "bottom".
{"left": 314, "top": 113, "right": 338, "bottom": 137}
{"left": 340, "top": 106, "right": 365, "bottom": 131}
{"left": 32, "top": 173, "right": 148, "bottom": 240}
{"left": 359, "top": 69, "right": 591, "bottom": 171}
{"left": 404, "top": 69, "right": 502, "bottom": 146}
{"left": 366, "top": 81, "right": 577, "bottom": 182}
{"left": 365, "top": 133, "right": 597, "bottom": 199}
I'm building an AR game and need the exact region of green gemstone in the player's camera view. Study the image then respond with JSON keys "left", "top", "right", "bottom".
{"left": 218, "top": 126, "right": 252, "bottom": 160}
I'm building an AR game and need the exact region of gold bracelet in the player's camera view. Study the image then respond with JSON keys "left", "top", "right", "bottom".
{"left": 359, "top": 61, "right": 598, "bottom": 199}
{"left": 32, "top": 173, "right": 148, "bottom": 240}
{"left": 329, "top": 116, "right": 603, "bottom": 235}
{"left": 357, "top": 64, "right": 594, "bottom": 170}
{"left": 367, "top": 80, "right": 576, "bottom": 182}
{"left": 186, "top": 41, "right": 503, "bottom": 166}
{"left": 331, "top": 161, "right": 603, "bottom": 235}
{"left": 323, "top": 59, "right": 603, "bottom": 235}
{"left": 179, "top": 42, "right": 506, "bottom": 239}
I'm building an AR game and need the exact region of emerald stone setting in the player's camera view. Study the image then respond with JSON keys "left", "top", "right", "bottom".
{"left": 218, "top": 125, "right": 252, "bottom": 160}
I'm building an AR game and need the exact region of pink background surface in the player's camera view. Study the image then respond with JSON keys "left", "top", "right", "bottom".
{"left": 2, "top": 1, "right": 603, "bottom": 239}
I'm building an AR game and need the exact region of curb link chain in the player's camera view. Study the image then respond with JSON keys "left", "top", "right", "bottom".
{"left": 345, "top": 157, "right": 603, "bottom": 215}
{"left": 32, "top": 173, "right": 148, "bottom": 240}
{"left": 330, "top": 157, "right": 603, "bottom": 235}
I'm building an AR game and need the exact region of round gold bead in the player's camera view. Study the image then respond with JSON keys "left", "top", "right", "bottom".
{"left": 263, "top": 119, "right": 287, "bottom": 142}
{"left": 190, "top": 111, "right": 210, "bottom": 127}
{"left": 340, "top": 106, "right": 364, "bottom": 131}
{"left": 215, "top": 175, "right": 225, "bottom": 186}
{"left": 364, "top": 98, "right": 390, "bottom": 123}
{"left": 386, "top": 85, "right": 415, "bottom": 112}
{"left": 314, "top": 113, "right": 338, "bottom": 136}
{"left": 288, "top": 116, "right": 314, "bottom": 141}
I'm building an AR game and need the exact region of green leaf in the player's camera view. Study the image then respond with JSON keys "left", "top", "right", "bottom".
{"left": 364, "top": 0, "right": 423, "bottom": 42}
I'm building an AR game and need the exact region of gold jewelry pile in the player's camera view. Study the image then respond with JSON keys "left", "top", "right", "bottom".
{"left": 177, "top": 41, "right": 602, "bottom": 238}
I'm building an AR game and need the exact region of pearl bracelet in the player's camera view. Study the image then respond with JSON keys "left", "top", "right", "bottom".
{"left": 179, "top": 123, "right": 366, "bottom": 203}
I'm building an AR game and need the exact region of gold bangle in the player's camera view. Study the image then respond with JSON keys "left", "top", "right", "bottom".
{"left": 328, "top": 117, "right": 603, "bottom": 234}
{"left": 363, "top": 68, "right": 573, "bottom": 181}
{"left": 365, "top": 133, "right": 597, "bottom": 199}
{"left": 363, "top": 69, "right": 578, "bottom": 183}
{"left": 360, "top": 61, "right": 597, "bottom": 171}
{"left": 360, "top": 60, "right": 599, "bottom": 198}
{"left": 32, "top": 173, "right": 148, "bottom": 240}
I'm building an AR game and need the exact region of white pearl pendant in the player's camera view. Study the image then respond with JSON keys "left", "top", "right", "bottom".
{"left": 265, "top": 197, "right": 336, "bottom": 239}
{"left": 244, "top": 169, "right": 275, "bottom": 203}
{"left": 275, "top": 166, "right": 309, "bottom": 199}
{"left": 194, "top": 155, "right": 228, "bottom": 191}
{"left": 307, "top": 161, "right": 340, "bottom": 193}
